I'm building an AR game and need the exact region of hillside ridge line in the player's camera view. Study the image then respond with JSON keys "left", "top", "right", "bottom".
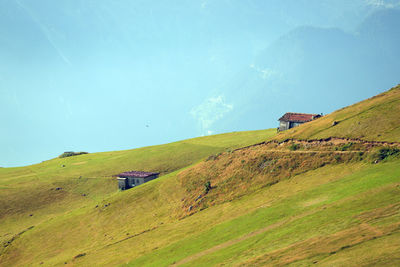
{"left": 232, "top": 137, "right": 400, "bottom": 153}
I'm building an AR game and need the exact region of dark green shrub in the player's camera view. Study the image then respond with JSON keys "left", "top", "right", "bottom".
{"left": 59, "top": 151, "right": 88, "bottom": 158}
{"left": 340, "top": 142, "right": 353, "bottom": 151}
{"left": 206, "top": 153, "right": 222, "bottom": 161}
{"left": 289, "top": 143, "right": 300, "bottom": 151}
{"left": 378, "top": 148, "right": 400, "bottom": 160}
{"left": 204, "top": 181, "right": 211, "bottom": 193}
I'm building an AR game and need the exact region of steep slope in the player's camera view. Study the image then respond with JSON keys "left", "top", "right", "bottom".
{"left": 0, "top": 129, "right": 276, "bottom": 263}
{"left": 123, "top": 85, "right": 400, "bottom": 266}
{"left": 1, "top": 86, "right": 400, "bottom": 266}
{"left": 171, "top": 86, "right": 400, "bottom": 217}
{"left": 274, "top": 84, "right": 400, "bottom": 142}
{"left": 128, "top": 162, "right": 400, "bottom": 266}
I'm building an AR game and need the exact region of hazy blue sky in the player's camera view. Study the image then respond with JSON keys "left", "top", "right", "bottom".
{"left": 1, "top": 0, "right": 400, "bottom": 167}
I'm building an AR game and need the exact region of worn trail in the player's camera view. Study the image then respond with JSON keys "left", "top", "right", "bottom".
{"left": 233, "top": 137, "right": 400, "bottom": 153}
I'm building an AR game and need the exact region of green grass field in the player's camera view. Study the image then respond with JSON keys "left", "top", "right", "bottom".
{"left": 0, "top": 129, "right": 277, "bottom": 266}
{"left": 127, "top": 160, "right": 400, "bottom": 266}
{"left": 1, "top": 86, "right": 400, "bottom": 266}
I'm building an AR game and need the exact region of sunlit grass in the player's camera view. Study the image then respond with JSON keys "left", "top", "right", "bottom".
{"left": 274, "top": 85, "right": 400, "bottom": 142}
{"left": 0, "top": 129, "right": 276, "bottom": 265}
{"left": 126, "top": 160, "right": 400, "bottom": 266}
{"left": 1, "top": 86, "right": 400, "bottom": 266}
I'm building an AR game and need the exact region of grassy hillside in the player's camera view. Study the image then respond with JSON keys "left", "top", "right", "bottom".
{"left": 0, "top": 129, "right": 276, "bottom": 264}
{"left": 274, "top": 84, "right": 400, "bottom": 142}
{"left": 127, "top": 161, "right": 400, "bottom": 266}
{"left": 1, "top": 86, "right": 400, "bottom": 266}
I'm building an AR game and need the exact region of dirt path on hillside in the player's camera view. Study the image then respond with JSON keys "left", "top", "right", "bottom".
{"left": 233, "top": 137, "right": 400, "bottom": 153}
{"left": 253, "top": 149, "right": 359, "bottom": 154}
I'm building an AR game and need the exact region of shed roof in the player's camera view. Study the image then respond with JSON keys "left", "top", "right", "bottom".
{"left": 279, "top": 113, "right": 320, "bottom": 123}
{"left": 116, "top": 171, "right": 159, "bottom": 178}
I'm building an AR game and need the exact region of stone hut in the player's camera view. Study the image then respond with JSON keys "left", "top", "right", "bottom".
{"left": 278, "top": 112, "right": 321, "bottom": 131}
{"left": 116, "top": 171, "right": 159, "bottom": 190}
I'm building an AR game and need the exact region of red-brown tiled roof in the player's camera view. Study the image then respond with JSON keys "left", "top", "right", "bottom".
{"left": 278, "top": 113, "right": 321, "bottom": 123}
{"left": 116, "top": 171, "right": 159, "bottom": 178}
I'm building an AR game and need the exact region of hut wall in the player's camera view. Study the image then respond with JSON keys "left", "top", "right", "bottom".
{"left": 117, "top": 178, "right": 128, "bottom": 190}
{"left": 135, "top": 178, "right": 145, "bottom": 186}
{"left": 279, "top": 121, "right": 289, "bottom": 131}
{"left": 288, "top": 122, "right": 305, "bottom": 129}
{"left": 118, "top": 174, "right": 159, "bottom": 190}
{"left": 144, "top": 174, "right": 159, "bottom": 183}
{"left": 127, "top": 177, "right": 145, "bottom": 187}
{"left": 291, "top": 122, "right": 303, "bottom": 128}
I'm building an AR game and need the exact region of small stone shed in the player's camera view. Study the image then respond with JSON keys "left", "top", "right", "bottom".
{"left": 116, "top": 171, "right": 159, "bottom": 190}
{"left": 278, "top": 112, "right": 321, "bottom": 131}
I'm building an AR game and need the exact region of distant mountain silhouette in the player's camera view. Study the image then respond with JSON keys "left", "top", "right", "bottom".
{"left": 214, "top": 9, "right": 400, "bottom": 133}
